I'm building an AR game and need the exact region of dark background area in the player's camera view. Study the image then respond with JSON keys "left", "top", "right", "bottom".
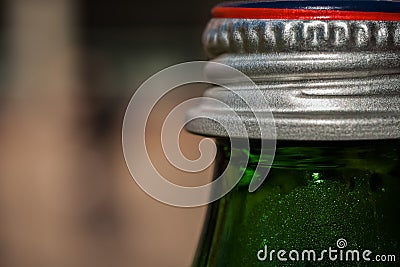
{"left": 80, "top": 0, "right": 217, "bottom": 27}
{"left": 78, "top": 0, "right": 221, "bottom": 137}
{"left": 0, "top": 0, "right": 223, "bottom": 266}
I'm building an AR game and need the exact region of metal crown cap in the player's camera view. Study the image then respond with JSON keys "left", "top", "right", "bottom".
{"left": 186, "top": 1, "right": 400, "bottom": 140}
{"left": 205, "top": 0, "right": 400, "bottom": 57}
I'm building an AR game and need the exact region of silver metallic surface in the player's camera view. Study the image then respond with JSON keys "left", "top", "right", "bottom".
{"left": 186, "top": 19, "right": 400, "bottom": 140}
{"left": 203, "top": 19, "right": 400, "bottom": 57}
{"left": 210, "top": 52, "right": 400, "bottom": 81}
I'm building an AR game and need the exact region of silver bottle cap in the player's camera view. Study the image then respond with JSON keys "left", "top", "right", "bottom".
{"left": 186, "top": 1, "right": 400, "bottom": 140}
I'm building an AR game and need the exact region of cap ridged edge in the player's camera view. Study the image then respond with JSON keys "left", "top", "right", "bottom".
{"left": 203, "top": 19, "right": 400, "bottom": 57}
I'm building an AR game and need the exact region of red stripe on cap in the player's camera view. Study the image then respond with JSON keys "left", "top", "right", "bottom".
{"left": 212, "top": 7, "right": 400, "bottom": 21}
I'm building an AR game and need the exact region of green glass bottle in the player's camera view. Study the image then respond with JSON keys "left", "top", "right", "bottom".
{"left": 193, "top": 140, "right": 400, "bottom": 266}
{"left": 186, "top": 1, "right": 400, "bottom": 266}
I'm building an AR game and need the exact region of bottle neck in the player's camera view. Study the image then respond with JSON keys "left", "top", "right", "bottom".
{"left": 218, "top": 139, "right": 400, "bottom": 182}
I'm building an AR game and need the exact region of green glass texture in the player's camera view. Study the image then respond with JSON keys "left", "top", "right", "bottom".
{"left": 193, "top": 139, "right": 400, "bottom": 267}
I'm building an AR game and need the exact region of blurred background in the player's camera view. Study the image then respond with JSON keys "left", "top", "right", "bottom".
{"left": 0, "top": 0, "right": 222, "bottom": 266}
